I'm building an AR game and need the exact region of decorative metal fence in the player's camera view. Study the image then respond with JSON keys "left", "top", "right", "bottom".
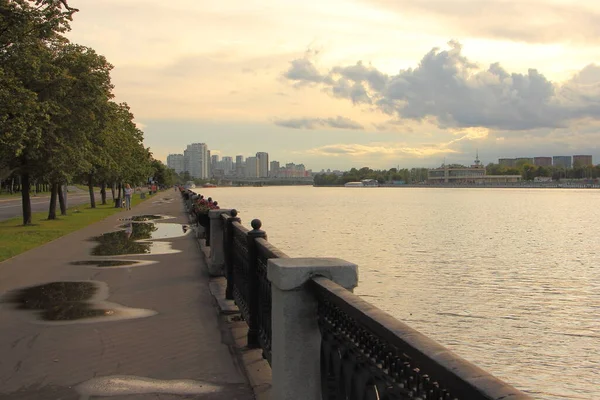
{"left": 183, "top": 189, "right": 533, "bottom": 400}
{"left": 308, "top": 277, "right": 531, "bottom": 400}
{"left": 222, "top": 209, "right": 288, "bottom": 364}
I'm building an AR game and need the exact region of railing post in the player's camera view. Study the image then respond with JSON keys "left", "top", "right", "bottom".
{"left": 207, "top": 209, "right": 233, "bottom": 276}
{"left": 246, "top": 219, "right": 266, "bottom": 349}
{"left": 267, "top": 258, "right": 358, "bottom": 400}
{"left": 224, "top": 210, "right": 240, "bottom": 300}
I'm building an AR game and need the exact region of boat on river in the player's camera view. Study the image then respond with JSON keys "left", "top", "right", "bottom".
{"left": 344, "top": 179, "right": 379, "bottom": 187}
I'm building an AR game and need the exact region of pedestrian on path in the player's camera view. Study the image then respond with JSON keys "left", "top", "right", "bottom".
{"left": 124, "top": 184, "right": 134, "bottom": 210}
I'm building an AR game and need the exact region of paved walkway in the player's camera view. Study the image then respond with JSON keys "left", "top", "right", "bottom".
{"left": 0, "top": 191, "right": 254, "bottom": 399}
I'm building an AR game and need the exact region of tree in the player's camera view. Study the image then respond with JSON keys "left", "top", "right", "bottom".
{"left": 0, "top": 0, "right": 77, "bottom": 224}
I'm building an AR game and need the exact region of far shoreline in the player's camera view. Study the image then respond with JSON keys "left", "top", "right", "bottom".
{"left": 312, "top": 184, "right": 600, "bottom": 189}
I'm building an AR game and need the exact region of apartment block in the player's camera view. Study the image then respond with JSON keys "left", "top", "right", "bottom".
{"left": 573, "top": 155, "right": 593, "bottom": 166}
{"left": 553, "top": 156, "right": 572, "bottom": 169}
{"left": 166, "top": 154, "right": 184, "bottom": 174}
{"left": 533, "top": 157, "right": 552, "bottom": 167}
{"left": 498, "top": 158, "right": 516, "bottom": 167}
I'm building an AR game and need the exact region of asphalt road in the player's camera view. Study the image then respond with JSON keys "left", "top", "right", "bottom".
{"left": 0, "top": 191, "right": 107, "bottom": 222}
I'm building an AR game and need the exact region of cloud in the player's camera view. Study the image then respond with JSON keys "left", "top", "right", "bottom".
{"left": 365, "top": 0, "right": 600, "bottom": 45}
{"left": 283, "top": 41, "right": 600, "bottom": 131}
{"left": 306, "top": 143, "right": 457, "bottom": 157}
{"left": 274, "top": 116, "right": 364, "bottom": 130}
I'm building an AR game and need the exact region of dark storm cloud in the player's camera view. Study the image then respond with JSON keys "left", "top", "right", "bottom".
{"left": 274, "top": 116, "right": 364, "bottom": 130}
{"left": 283, "top": 41, "right": 600, "bottom": 131}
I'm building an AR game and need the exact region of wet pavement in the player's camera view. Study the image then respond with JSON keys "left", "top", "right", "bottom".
{"left": 0, "top": 192, "right": 253, "bottom": 399}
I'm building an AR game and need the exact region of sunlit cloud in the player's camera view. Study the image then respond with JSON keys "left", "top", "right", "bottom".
{"left": 274, "top": 116, "right": 364, "bottom": 130}
{"left": 283, "top": 41, "right": 600, "bottom": 131}
{"left": 305, "top": 143, "right": 457, "bottom": 157}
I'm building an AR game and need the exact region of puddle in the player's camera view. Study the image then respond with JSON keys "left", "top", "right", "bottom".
{"left": 90, "top": 223, "right": 186, "bottom": 256}
{"left": 0, "top": 281, "right": 156, "bottom": 324}
{"left": 70, "top": 260, "right": 159, "bottom": 269}
{"left": 75, "top": 375, "right": 221, "bottom": 399}
{"left": 71, "top": 260, "right": 140, "bottom": 267}
{"left": 130, "top": 223, "right": 191, "bottom": 240}
{"left": 118, "top": 215, "right": 174, "bottom": 222}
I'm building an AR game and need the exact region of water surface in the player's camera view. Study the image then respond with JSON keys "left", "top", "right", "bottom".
{"left": 209, "top": 186, "right": 600, "bottom": 400}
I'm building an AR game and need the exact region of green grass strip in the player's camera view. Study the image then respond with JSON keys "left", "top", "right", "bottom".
{"left": 0, "top": 193, "right": 153, "bottom": 263}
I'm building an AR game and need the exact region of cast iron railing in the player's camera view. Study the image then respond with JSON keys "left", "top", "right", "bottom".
{"left": 181, "top": 188, "right": 532, "bottom": 399}
{"left": 221, "top": 209, "right": 287, "bottom": 364}
{"left": 254, "top": 236, "right": 288, "bottom": 364}
{"left": 308, "top": 276, "right": 531, "bottom": 400}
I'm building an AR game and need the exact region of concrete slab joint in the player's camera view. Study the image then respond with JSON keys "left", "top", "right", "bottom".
{"left": 206, "top": 209, "right": 233, "bottom": 277}
{"left": 267, "top": 257, "right": 358, "bottom": 400}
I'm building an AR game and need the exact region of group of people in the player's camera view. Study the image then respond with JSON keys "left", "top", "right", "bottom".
{"left": 192, "top": 194, "right": 220, "bottom": 214}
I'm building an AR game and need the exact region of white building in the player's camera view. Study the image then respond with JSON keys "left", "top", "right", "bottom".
{"left": 256, "top": 152, "right": 269, "bottom": 178}
{"left": 246, "top": 156, "right": 259, "bottom": 178}
{"left": 167, "top": 154, "right": 184, "bottom": 174}
{"left": 184, "top": 143, "right": 209, "bottom": 179}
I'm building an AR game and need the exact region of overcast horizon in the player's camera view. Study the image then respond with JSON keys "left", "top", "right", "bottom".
{"left": 66, "top": 0, "right": 600, "bottom": 171}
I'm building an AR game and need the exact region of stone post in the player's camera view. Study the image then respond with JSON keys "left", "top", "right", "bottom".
{"left": 207, "top": 209, "right": 233, "bottom": 276}
{"left": 267, "top": 258, "right": 358, "bottom": 400}
{"left": 224, "top": 210, "right": 240, "bottom": 300}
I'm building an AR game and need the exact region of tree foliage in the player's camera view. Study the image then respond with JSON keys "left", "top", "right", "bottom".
{"left": 1, "top": 0, "right": 152, "bottom": 223}
{"left": 314, "top": 167, "right": 429, "bottom": 186}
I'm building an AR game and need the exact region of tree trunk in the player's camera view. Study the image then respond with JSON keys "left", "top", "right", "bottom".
{"left": 48, "top": 183, "right": 58, "bottom": 220}
{"left": 111, "top": 182, "right": 115, "bottom": 200}
{"left": 88, "top": 173, "right": 96, "bottom": 208}
{"left": 100, "top": 182, "right": 107, "bottom": 205}
{"left": 21, "top": 172, "right": 32, "bottom": 225}
{"left": 58, "top": 184, "right": 67, "bottom": 215}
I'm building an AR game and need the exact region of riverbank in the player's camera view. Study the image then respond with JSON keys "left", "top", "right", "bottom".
{"left": 314, "top": 183, "right": 600, "bottom": 189}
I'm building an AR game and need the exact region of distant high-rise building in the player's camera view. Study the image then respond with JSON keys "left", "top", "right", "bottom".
{"left": 573, "top": 155, "right": 593, "bottom": 166}
{"left": 167, "top": 154, "right": 184, "bottom": 174}
{"left": 534, "top": 157, "right": 552, "bottom": 167}
{"left": 222, "top": 156, "right": 233, "bottom": 174}
{"left": 235, "top": 155, "right": 245, "bottom": 177}
{"left": 498, "top": 158, "right": 516, "bottom": 167}
{"left": 207, "top": 150, "right": 211, "bottom": 178}
{"left": 185, "top": 143, "right": 209, "bottom": 179}
{"left": 553, "top": 156, "right": 572, "bottom": 169}
{"left": 515, "top": 157, "right": 534, "bottom": 165}
{"left": 246, "top": 156, "right": 258, "bottom": 178}
{"left": 256, "top": 152, "right": 269, "bottom": 178}
{"left": 269, "top": 161, "right": 280, "bottom": 177}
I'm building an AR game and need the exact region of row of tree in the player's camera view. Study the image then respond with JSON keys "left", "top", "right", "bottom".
{"left": 485, "top": 163, "right": 600, "bottom": 180}
{"left": 1, "top": 0, "right": 164, "bottom": 224}
{"left": 314, "top": 163, "right": 600, "bottom": 186}
{"left": 314, "top": 167, "right": 430, "bottom": 186}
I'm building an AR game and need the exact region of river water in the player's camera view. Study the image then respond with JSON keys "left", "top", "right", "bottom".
{"left": 204, "top": 186, "right": 599, "bottom": 399}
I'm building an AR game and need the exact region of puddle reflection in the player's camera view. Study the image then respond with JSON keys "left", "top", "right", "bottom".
{"left": 70, "top": 260, "right": 140, "bottom": 267}
{"left": 90, "top": 222, "right": 189, "bottom": 256}
{"left": 1, "top": 281, "right": 156, "bottom": 324}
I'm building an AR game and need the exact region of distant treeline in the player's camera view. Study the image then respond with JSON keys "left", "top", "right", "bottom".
{"left": 314, "top": 163, "right": 600, "bottom": 186}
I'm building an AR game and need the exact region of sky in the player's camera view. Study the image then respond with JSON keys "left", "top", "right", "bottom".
{"left": 66, "top": 0, "right": 600, "bottom": 171}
